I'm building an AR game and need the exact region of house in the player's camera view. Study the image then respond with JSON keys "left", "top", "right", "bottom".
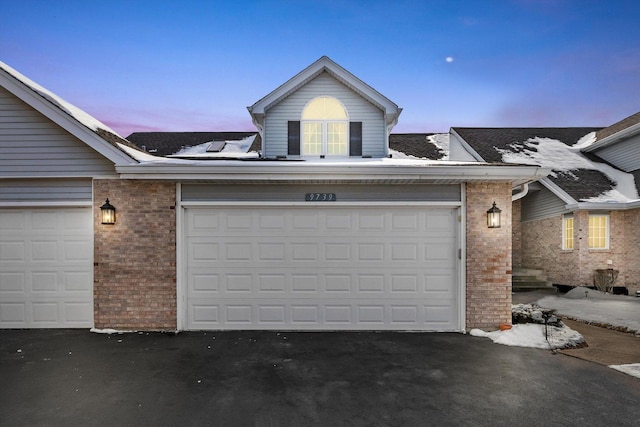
{"left": 450, "top": 119, "right": 640, "bottom": 296}
{"left": 0, "top": 56, "right": 546, "bottom": 331}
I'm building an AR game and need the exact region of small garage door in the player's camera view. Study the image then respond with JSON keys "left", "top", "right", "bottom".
{"left": 184, "top": 205, "right": 460, "bottom": 331}
{"left": 0, "top": 208, "right": 93, "bottom": 328}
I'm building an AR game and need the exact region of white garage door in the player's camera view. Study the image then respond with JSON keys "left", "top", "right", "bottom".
{"left": 184, "top": 205, "right": 460, "bottom": 331}
{"left": 0, "top": 208, "right": 93, "bottom": 328}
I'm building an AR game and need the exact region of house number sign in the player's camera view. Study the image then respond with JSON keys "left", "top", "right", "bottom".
{"left": 305, "top": 193, "right": 336, "bottom": 201}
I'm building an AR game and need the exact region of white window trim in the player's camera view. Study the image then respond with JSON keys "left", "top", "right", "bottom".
{"left": 562, "top": 214, "right": 574, "bottom": 250}
{"left": 588, "top": 213, "right": 610, "bottom": 250}
{"left": 301, "top": 96, "right": 349, "bottom": 157}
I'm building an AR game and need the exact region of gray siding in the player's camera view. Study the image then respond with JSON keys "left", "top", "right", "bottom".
{"left": 263, "top": 72, "right": 385, "bottom": 158}
{"left": 0, "top": 178, "right": 92, "bottom": 203}
{"left": 592, "top": 133, "right": 640, "bottom": 172}
{"left": 182, "top": 183, "right": 461, "bottom": 202}
{"left": 521, "top": 187, "right": 567, "bottom": 222}
{"left": 0, "top": 86, "right": 116, "bottom": 177}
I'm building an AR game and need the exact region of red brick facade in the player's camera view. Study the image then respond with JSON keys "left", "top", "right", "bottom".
{"left": 93, "top": 180, "right": 177, "bottom": 330}
{"left": 91, "top": 180, "right": 516, "bottom": 331}
{"left": 465, "top": 182, "right": 513, "bottom": 329}
{"left": 515, "top": 208, "right": 640, "bottom": 295}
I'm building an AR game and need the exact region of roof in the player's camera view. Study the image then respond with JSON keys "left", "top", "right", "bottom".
{"left": 0, "top": 60, "right": 140, "bottom": 165}
{"left": 453, "top": 128, "right": 602, "bottom": 163}
{"left": 127, "top": 132, "right": 261, "bottom": 156}
{"left": 595, "top": 111, "right": 640, "bottom": 141}
{"left": 452, "top": 127, "right": 640, "bottom": 203}
{"left": 247, "top": 56, "right": 402, "bottom": 131}
{"left": 388, "top": 134, "right": 445, "bottom": 160}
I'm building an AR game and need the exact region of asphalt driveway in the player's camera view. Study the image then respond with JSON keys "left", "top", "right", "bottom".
{"left": 1, "top": 330, "right": 639, "bottom": 426}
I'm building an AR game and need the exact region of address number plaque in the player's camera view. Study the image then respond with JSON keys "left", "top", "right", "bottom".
{"left": 305, "top": 193, "right": 336, "bottom": 202}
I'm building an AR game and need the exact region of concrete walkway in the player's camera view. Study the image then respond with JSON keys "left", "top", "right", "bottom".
{"left": 560, "top": 319, "right": 640, "bottom": 366}
{"left": 513, "top": 291, "right": 640, "bottom": 367}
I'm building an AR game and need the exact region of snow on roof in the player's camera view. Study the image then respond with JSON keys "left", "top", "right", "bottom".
{"left": 429, "top": 133, "right": 450, "bottom": 159}
{"left": 497, "top": 133, "right": 639, "bottom": 202}
{"left": 169, "top": 134, "right": 259, "bottom": 159}
{"left": 0, "top": 60, "right": 123, "bottom": 138}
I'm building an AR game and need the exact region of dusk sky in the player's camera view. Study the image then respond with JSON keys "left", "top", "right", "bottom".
{"left": 2, "top": 0, "right": 639, "bottom": 137}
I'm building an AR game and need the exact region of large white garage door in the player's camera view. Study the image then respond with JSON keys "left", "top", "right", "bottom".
{"left": 184, "top": 205, "right": 460, "bottom": 331}
{"left": 0, "top": 208, "right": 93, "bottom": 328}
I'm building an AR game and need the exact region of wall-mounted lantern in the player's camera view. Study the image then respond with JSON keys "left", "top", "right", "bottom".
{"left": 487, "top": 201, "right": 501, "bottom": 228}
{"left": 100, "top": 199, "right": 116, "bottom": 225}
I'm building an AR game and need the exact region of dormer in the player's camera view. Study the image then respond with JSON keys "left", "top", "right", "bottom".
{"left": 247, "top": 56, "right": 402, "bottom": 159}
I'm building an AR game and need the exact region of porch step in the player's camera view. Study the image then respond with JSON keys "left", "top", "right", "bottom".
{"left": 512, "top": 267, "right": 557, "bottom": 293}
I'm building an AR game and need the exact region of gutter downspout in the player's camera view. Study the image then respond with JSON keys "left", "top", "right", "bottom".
{"left": 512, "top": 183, "right": 529, "bottom": 201}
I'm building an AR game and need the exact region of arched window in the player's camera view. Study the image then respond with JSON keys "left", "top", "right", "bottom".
{"left": 301, "top": 96, "right": 348, "bottom": 156}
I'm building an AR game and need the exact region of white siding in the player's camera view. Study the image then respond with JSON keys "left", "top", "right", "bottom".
{"left": 263, "top": 72, "right": 385, "bottom": 158}
{"left": 592, "top": 133, "right": 640, "bottom": 172}
{"left": 0, "top": 86, "right": 116, "bottom": 177}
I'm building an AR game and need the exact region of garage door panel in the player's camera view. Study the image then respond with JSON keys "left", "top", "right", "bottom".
{"left": 0, "top": 208, "right": 93, "bottom": 328}
{"left": 185, "top": 206, "right": 459, "bottom": 331}
{"left": 187, "top": 297, "right": 457, "bottom": 330}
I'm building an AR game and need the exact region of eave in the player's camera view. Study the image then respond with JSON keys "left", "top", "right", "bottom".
{"left": 115, "top": 162, "right": 548, "bottom": 186}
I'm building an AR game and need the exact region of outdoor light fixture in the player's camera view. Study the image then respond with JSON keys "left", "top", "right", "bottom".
{"left": 100, "top": 198, "right": 116, "bottom": 225}
{"left": 487, "top": 201, "right": 501, "bottom": 228}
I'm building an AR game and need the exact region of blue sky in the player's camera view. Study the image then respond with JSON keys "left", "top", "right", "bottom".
{"left": 2, "top": 0, "right": 639, "bottom": 136}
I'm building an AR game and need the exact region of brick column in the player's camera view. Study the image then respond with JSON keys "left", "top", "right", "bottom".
{"left": 465, "top": 182, "right": 512, "bottom": 330}
{"left": 93, "top": 180, "right": 177, "bottom": 330}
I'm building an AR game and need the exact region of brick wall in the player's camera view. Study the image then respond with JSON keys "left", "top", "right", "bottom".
{"left": 520, "top": 209, "right": 640, "bottom": 295}
{"left": 466, "top": 182, "right": 512, "bottom": 330}
{"left": 512, "top": 199, "right": 522, "bottom": 268}
{"left": 94, "top": 180, "right": 177, "bottom": 330}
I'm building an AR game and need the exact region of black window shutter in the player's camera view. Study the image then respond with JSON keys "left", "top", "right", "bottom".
{"left": 288, "top": 121, "right": 300, "bottom": 155}
{"left": 349, "top": 122, "right": 362, "bottom": 157}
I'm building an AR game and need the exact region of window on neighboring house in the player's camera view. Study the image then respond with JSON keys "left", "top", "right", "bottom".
{"left": 563, "top": 214, "right": 574, "bottom": 250}
{"left": 301, "top": 96, "right": 348, "bottom": 156}
{"left": 588, "top": 213, "right": 609, "bottom": 249}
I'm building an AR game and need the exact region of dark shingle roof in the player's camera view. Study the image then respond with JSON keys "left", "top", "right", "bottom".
{"left": 126, "top": 132, "right": 261, "bottom": 156}
{"left": 389, "top": 133, "right": 444, "bottom": 160}
{"left": 452, "top": 127, "right": 620, "bottom": 202}
{"left": 595, "top": 112, "right": 640, "bottom": 141}
{"left": 453, "top": 128, "right": 602, "bottom": 163}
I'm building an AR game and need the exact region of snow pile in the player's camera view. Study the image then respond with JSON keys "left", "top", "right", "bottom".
{"left": 512, "top": 303, "right": 560, "bottom": 326}
{"left": 497, "top": 136, "right": 639, "bottom": 202}
{"left": 536, "top": 287, "right": 640, "bottom": 334}
{"left": 470, "top": 324, "right": 584, "bottom": 350}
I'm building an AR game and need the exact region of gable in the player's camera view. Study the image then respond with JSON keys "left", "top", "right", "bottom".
{"left": 262, "top": 71, "right": 385, "bottom": 158}
{"left": 0, "top": 86, "right": 118, "bottom": 177}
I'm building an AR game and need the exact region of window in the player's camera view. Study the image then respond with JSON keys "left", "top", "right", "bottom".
{"left": 301, "top": 96, "right": 348, "bottom": 156}
{"left": 589, "top": 214, "right": 609, "bottom": 249}
{"left": 562, "top": 215, "right": 574, "bottom": 250}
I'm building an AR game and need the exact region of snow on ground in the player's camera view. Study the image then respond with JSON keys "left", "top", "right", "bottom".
{"left": 470, "top": 324, "right": 584, "bottom": 350}
{"left": 536, "top": 287, "right": 640, "bottom": 333}
{"left": 610, "top": 363, "right": 640, "bottom": 377}
{"left": 497, "top": 135, "right": 639, "bottom": 202}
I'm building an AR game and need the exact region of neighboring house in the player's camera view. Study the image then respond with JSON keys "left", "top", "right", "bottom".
{"left": 450, "top": 120, "right": 640, "bottom": 295}
{"left": 0, "top": 56, "right": 545, "bottom": 332}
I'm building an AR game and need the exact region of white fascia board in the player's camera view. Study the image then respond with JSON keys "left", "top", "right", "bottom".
{"left": 0, "top": 173, "right": 119, "bottom": 179}
{"left": 582, "top": 123, "right": 640, "bottom": 153}
{"left": 566, "top": 200, "right": 640, "bottom": 211}
{"left": 0, "top": 70, "right": 137, "bottom": 165}
{"left": 538, "top": 177, "right": 577, "bottom": 205}
{"left": 248, "top": 56, "right": 399, "bottom": 118}
{"left": 116, "top": 163, "right": 548, "bottom": 184}
{"left": 449, "top": 129, "right": 485, "bottom": 162}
